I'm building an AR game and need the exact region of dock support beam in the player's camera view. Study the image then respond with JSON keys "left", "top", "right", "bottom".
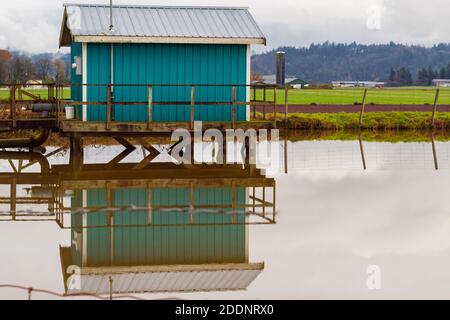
{"left": 69, "top": 134, "right": 84, "bottom": 171}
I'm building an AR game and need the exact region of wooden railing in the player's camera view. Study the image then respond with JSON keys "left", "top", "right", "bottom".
{"left": 65, "top": 83, "right": 285, "bottom": 130}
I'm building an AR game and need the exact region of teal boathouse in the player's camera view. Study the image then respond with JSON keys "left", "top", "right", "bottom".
{"left": 59, "top": 4, "right": 266, "bottom": 125}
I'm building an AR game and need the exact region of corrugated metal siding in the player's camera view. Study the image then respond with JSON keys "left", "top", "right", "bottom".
{"left": 87, "top": 44, "right": 111, "bottom": 121}
{"left": 66, "top": 5, "right": 265, "bottom": 41}
{"left": 86, "top": 43, "right": 247, "bottom": 122}
{"left": 86, "top": 190, "right": 110, "bottom": 266}
{"left": 70, "top": 269, "right": 262, "bottom": 295}
{"left": 78, "top": 187, "right": 246, "bottom": 267}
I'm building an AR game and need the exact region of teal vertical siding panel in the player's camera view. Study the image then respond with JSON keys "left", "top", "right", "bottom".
{"left": 87, "top": 43, "right": 111, "bottom": 121}
{"left": 78, "top": 187, "right": 246, "bottom": 267}
{"left": 104, "top": 44, "right": 247, "bottom": 122}
{"left": 86, "top": 190, "right": 111, "bottom": 267}
{"left": 70, "top": 42, "right": 83, "bottom": 120}
{"left": 85, "top": 43, "right": 247, "bottom": 123}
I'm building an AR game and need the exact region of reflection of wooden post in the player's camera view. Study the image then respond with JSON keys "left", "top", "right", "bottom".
{"left": 147, "top": 85, "right": 153, "bottom": 129}
{"left": 284, "top": 132, "right": 288, "bottom": 174}
{"left": 358, "top": 89, "right": 368, "bottom": 130}
{"left": 190, "top": 86, "right": 195, "bottom": 130}
{"left": 431, "top": 133, "right": 439, "bottom": 170}
{"left": 148, "top": 188, "right": 153, "bottom": 225}
{"left": 262, "top": 181, "right": 266, "bottom": 218}
{"left": 106, "top": 85, "right": 112, "bottom": 130}
{"left": 189, "top": 182, "right": 195, "bottom": 224}
{"left": 272, "top": 181, "right": 277, "bottom": 223}
{"left": 359, "top": 133, "right": 367, "bottom": 171}
{"left": 252, "top": 187, "right": 256, "bottom": 214}
{"left": 231, "top": 181, "right": 236, "bottom": 224}
{"left": 232, "top": 86, "right": 237, "bottom": 129}
{"left": 11, "top": 177, "right": 17, "bottom": 221}
{"left": 431, "top": 89, "right": 440, "bottom": 127}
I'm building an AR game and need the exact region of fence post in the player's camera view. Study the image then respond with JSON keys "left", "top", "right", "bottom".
{"left": 232, "top": 86, "right": 237, "bottom": 129}
{"left": 284, "top": 85, "right": 289, "bottom": 123}
{"left": 106, "top": 85, "right": 112, "bottom": 130}
{"left": 273, "top": 87, "right": 277, "bottom": 127}
{"left": 147, "top": 85, "right": 153, "bottom": 129}
{"left": 10, "top": 85, "right": 16, "bottom": 128}
{"left": 190, "top": 86, "right": 195, "bottom": 130}
{"left": 431, "top": 88, "right": 440, "bottom": 128}
{"left": 358, "top": 89, "right": 368, "bottom": 130}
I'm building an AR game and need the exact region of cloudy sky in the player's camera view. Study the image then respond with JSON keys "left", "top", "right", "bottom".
{"left": 0, "top": 0, "right": 449, "bottom": 54}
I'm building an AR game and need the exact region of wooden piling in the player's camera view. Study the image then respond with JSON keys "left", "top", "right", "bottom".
{"left": 273, "top": 87, "right": 277, "bottom": 127}
{"left": 284, "top": 85, "right": 289, "bottom": 123}
{"left": 358, "top": 89, "right": 368, "bottom": 130}
{"left": 431, "top": 89, "right": 440, "bottom": 127}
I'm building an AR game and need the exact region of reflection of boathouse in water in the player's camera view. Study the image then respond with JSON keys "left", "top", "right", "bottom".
{"left": 0, "top": 150, "right": 276, "bottom": 296}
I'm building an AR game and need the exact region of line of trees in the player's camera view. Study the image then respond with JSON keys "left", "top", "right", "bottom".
{"left": 0, "top": 49, "right": 69, "bottom": 85}
{"left": 389, "top": 62, "right": 450, "bottom": 86}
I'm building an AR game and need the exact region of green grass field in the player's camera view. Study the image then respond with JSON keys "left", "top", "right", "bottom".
{"left": 1, "top": 87, "right": 450, "bottom": 105}
{"left": 0, "top": 88, "right": 71, "bottom": 100}
{"left": 254, "top": 87, "right": 450, "bottom": 105}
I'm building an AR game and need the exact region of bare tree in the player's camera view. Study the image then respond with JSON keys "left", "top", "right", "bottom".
{"left": 10, "top": 55, "right": 34, "bottom": 84}
{"left": 34, "top": 57, "right": 53, "bottom": 83}
{"left": 53, "top": 59, "right": 69, "bottom": 85}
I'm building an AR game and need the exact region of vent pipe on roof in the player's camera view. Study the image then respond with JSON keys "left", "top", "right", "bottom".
{"left": 109, "top": 0, "right": 115, "bottom": 32}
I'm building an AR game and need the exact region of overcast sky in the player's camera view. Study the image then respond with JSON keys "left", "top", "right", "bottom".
{"left": 0, "top": 0, "right": 449, "bottom": 54}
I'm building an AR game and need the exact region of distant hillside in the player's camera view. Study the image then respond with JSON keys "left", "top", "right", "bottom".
{"left": 251, "top": 42, "right": 450, "bottom": 83}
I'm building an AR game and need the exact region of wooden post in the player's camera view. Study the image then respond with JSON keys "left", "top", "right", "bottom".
{"left": 284, "top": 85, "right": 289, "bottom": 123}
{"left": 358, "top": 89, "right": 368, "bottom": 130}
{"left": 190, "top": 86, "right": 195, "bottom": 130}
{"left": 147, "top": 85, "right": 153, "bottom": 129}
{"left": 232, "top": 86, "right": 237, "bottom": 129}
{"left": 10, "top": 85, "right": 16, "bottom": 128}
{"left": 273, "top": 87, "right": 277, "bottom": 127}
{"left": 431, "top": 89, "right": 440, "bottom": 127}
{"left": 106, "top": 85, "right": 112, "bottom": 130}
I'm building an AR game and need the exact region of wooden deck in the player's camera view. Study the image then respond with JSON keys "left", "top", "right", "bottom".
{"left": 59, "top": 119, "right": 275, "bottom": 136}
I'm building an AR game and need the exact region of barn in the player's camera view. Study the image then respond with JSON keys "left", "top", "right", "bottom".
{"left": 59, "top": 4, "right": 266, "bottom": 124}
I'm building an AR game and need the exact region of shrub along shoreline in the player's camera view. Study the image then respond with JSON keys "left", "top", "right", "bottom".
{"left": 270, "top": 112, "right": 450, "bottom": 130}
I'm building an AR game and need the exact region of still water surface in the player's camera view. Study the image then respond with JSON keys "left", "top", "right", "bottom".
{"left": 1, "top": 137, "right": 450, "bottom": 299}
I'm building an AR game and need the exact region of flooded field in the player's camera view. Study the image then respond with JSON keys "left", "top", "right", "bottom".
{"left": 1, "top": 133, "right": 450, "bottom": 300}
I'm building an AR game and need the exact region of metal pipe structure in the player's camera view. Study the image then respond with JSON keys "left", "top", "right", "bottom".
{"left": 0, "top": 128, "right": 51, "bottom": 149}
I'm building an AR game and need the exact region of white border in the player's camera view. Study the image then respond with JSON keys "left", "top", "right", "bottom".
{"left": 82, "top": 42, "right": 88, "bottom": 122}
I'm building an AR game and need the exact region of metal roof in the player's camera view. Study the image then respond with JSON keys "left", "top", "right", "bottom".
{"left": 64, "top": 264, "right": 264, "bottom": 295}
{"left": 60, "top": 4, "right": 266, "bottom": 46}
